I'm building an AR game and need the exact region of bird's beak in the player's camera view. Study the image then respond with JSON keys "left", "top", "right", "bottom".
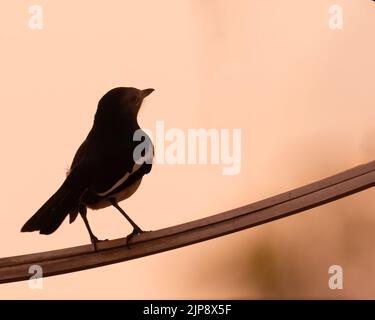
{"left": 142, "top": 88, "right": 155, "bottom": 98}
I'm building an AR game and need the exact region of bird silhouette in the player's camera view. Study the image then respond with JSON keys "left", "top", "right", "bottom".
{"left": 21, "top": 87, "right": 154, "bottom": 249}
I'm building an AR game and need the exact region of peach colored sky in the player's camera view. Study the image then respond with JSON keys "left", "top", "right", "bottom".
{"left": 0, "top": 0, "right": 374, "bottom": 298}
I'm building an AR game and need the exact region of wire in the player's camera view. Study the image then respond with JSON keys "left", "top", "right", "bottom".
{"left": 0, "top": 160, "right": 374, "bottom": 284}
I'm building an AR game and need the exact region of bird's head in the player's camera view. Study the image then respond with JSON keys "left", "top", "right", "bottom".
{"left": 95, "top": 87, "right": 154, "bottom": 127}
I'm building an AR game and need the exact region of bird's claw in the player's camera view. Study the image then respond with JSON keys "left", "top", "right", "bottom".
{"left": 126, "top": 227, "right": 145, "bottom": 248}
{"left": 90, "top": 236, "right": 109, "bottom": 251}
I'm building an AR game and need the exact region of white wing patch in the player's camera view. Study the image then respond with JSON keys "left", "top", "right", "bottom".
{"left": 96, "top": 145, "right": 153, "bottom": 197}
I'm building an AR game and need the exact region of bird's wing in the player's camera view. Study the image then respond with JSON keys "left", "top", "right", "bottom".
{"left": 91, "top": 136, "right": 153, "bottom": 197}
{"left": 66, "top": 138, "right": 89, "bottom": 222}
{"left": 67, "top": 139, "right": 88, "bottom": 175}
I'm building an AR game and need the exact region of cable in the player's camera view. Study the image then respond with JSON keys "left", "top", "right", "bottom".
{"left": 0, "top": 160, "right": 374, "bottom": 284}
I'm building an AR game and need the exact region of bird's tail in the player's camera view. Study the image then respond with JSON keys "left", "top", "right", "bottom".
{"left": 21, "top": 172, "right": 87, "bottom": 235}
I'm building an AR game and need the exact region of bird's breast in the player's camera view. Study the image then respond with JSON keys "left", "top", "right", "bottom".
{"left": 86, "top": 178, "right": 143, "bottom": 210}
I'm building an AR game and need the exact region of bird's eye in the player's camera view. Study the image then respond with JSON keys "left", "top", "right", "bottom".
{"left": 130, "top": 95, "right": 139, "bottom": 104}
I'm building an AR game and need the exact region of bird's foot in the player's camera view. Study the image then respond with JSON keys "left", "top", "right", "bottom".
{"left": 90, "top": 236, "right": 109, "bottom": 251}
{"left": 126, "top": 227, "right": 147, "bottom": 248}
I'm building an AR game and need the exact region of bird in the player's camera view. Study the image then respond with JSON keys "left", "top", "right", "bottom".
{"left": 21, "top": 87, "right": 155, "bottom": 249}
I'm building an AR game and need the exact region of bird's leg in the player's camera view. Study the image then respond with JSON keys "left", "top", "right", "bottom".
{"left": 109, "top": 198, "right": 144, "bottom": 245}
{"left": 79, "top": 204, "right": 103, "bottom": 251}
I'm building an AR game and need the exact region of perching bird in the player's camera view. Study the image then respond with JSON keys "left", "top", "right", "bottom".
{"left": 21, "top": 87, "right": 154, "bottom": 249}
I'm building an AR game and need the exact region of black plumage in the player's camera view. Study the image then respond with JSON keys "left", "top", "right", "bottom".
{"left": 21, "top": 87, "right": 154, "bottom": 248}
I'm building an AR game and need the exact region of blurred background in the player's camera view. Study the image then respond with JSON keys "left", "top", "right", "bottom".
{"left": 0, "top": 0, "right": 374, "bottom": 298}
